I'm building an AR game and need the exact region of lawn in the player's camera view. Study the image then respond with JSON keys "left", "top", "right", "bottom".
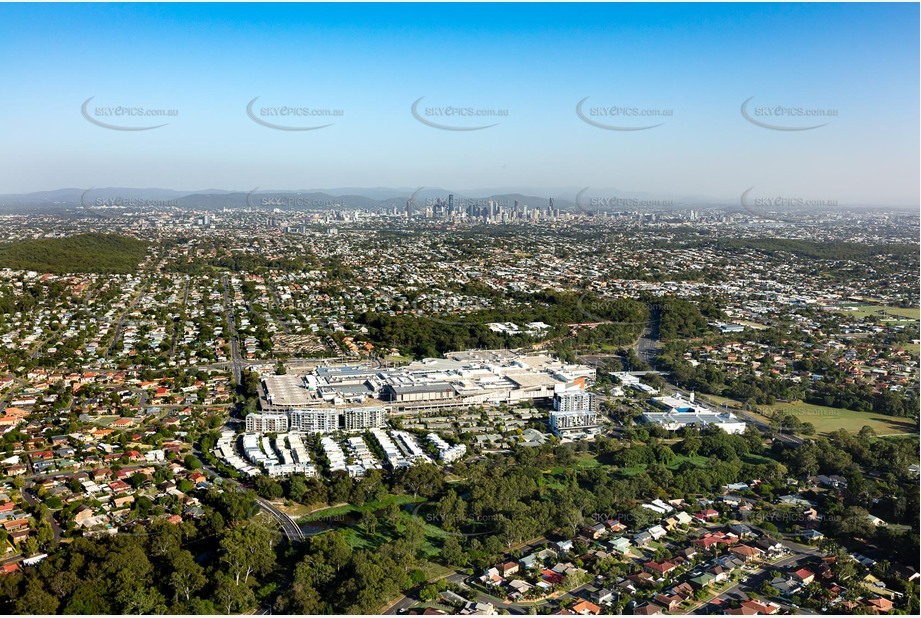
{"left": 336, "top": 510, "right": 449, "bottom": 558}
{"left": 275, "top": 502, "right": 316, "bottom": 518}
{"left": 839, "top": 304, "right": 920, "bottom": 320}
{"left": 548, "top": 453, "right": 603, "bottom": 475}
{"left": 617, "top": 454, "right": 709, "bottom": 477}
{"left": 753, "top": 401, "right": 916, "bottom": 436}
{"left": 703, "top": 393, "right": 916, "bottom": 436}
{"left": 298, "top": 494, "right": 422, "bottom": 523}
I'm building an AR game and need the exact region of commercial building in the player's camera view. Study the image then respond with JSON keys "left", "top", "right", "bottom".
{"left": 260, "top": 350, "right": 596, "bottom": 416}
{"left": 642, "top": 395, "right": 747, "bottom": 434}
{"left": 549, "top": 383, "right": 600, "bottom": 438}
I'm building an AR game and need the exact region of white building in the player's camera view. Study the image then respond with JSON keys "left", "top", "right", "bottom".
{"left": 549, "top": 411, "right": 601, "bottom": 438}
{"left": 554, "top": 389, "right": 597, "bottom": 413}
{"left": 320, "top": 436, "right": 347, "bottom": 473}
{"left": 642, "top": 395, "right": 747, "bottom": 434}
{"left": 427, "top": 433, "right": 467, "bottom": 463}
{"left": 341, "top": 406, "right": 387, "bottom": 431}
{"left": 245, "top": 413, "right": 289, "bottom": 433}
{"left": 289, "top": 408, "right": 338, "bottom": 433}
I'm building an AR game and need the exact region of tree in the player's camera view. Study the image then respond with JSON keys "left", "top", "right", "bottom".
{"left": 440, "top": 535, "right": 467, "bottom": 567}
{"left": 254, "top": 475, "right": 284, "bottom": 500}
{"left": 170, "top": 549, "right": 206, "bottom": 602}
{"left": 214, "top": 572, "right": 255, "bottom": 615}
{"left": 360, "top": 508, "right": 378, "bottom": 537}
{"left": 16, "top": 578, "right": 60, "bottom": 614}
{"left": 286, "top": 566, "right": 323, "bottom": 614}
{"left": 116, "top": 583, "right": 167, "bottom": 614}
{"left": 310, "top": 529, "right": 352, "bottom": 573}
{"left": 434, "top": 489, "right": 467, "bottom": 532}
{"left": 219, "top": 521, "right": 279, "bottom": 585}
{"left": 286, "top": 474, "right": 308, "bottom": 503}
{"left": 398, "top": 463, "right": 444, "bottom": 498}
{"left": 383, "top": 501, "right": 402, "bottom": 528}
{"left": 402, "top": 514, "right": 427, "bottom": 552}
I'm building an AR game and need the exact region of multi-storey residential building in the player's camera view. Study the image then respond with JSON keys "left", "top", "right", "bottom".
{"left": 245, "top": 413, "right": 289, "bottom": 433}
{"left": 341, "top": 406, "right": 387, "bottom": 431}
{"left": 549, "top": 410, "right": 601, "bottom": 438}
{"left": 289, "top": 408, "right": 338, "bottom": 433}
{"left": 554, "top": 390, "right": 597, "bottom": 413}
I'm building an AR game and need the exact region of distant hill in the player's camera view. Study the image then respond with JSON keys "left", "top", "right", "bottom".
{"left": 0, "top": 233, "right": 149, "bottom": 274}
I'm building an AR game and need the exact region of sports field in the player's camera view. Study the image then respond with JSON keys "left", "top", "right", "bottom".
{"left": 838, "top": 304, "right": 919, "bottom": 321}
{"left": 755, "top": 401, "right": 910, "bottom": 435}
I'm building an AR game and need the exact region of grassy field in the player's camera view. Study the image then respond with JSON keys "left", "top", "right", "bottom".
{"left": 548, "top": 453, "right": 603, "bottom": 475}
{"left": 706, "top": 395, "right": 917, "bottom": 437}
{"left": 749, "top": 401, "right": 915, "bottom": 436}
{"left": 838, "top": 305, "right": 920, "bottom": 320}
{"left": 759, "top": 402, "right": 916, "bottom": 436}
{"left": 618, "top": 454, "right": 710, "bottom": 477}
{"left": 335, "top": 509, "right": 449, "bottom": 558}
{"left": 298, "top": 494, "right": 422, "bottom": 522}
{"left": 736, "top": 320, "right": 769, "bottom": 330}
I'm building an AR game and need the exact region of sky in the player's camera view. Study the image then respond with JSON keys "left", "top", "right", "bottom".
{"left": 0, "top": 2, "right": 918, "bottom": 205}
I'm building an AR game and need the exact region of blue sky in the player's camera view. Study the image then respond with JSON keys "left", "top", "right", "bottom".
{"left": 0, "top": 2, "right": 917, "bottom": 205}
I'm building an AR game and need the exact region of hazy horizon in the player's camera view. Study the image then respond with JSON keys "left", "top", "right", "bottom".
{"left": 0, "top": 184, "right": 917, "bottom": 211}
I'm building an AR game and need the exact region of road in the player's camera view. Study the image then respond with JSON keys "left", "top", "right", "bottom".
{"left": 21, "top": 485, "right": 65, "bottom": 543}
{"left": 254, "top": 497, "right": 304, "bottom": 542}
{"left": 0, "top": 375, "right": 27, "bottom": 409}
{"left": 168, "top": 276, "right": 191, "bottom": 357}
{"left": 221, "top": 274, "right": 245, "bottom": 385}
{"left": 694, "top": 537, "right": 824, "bottom": 614}
{"left": 193, "top": 439, "right": 305, "bottom": 544}
{"left": 635, "top": 305, "right": 661, "bottom": 367}
{"left": 262, "top": 278, "right": 292, "bottom": 335}
{"left": 104, "top": 279, "right": 150, "bottom": 358}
